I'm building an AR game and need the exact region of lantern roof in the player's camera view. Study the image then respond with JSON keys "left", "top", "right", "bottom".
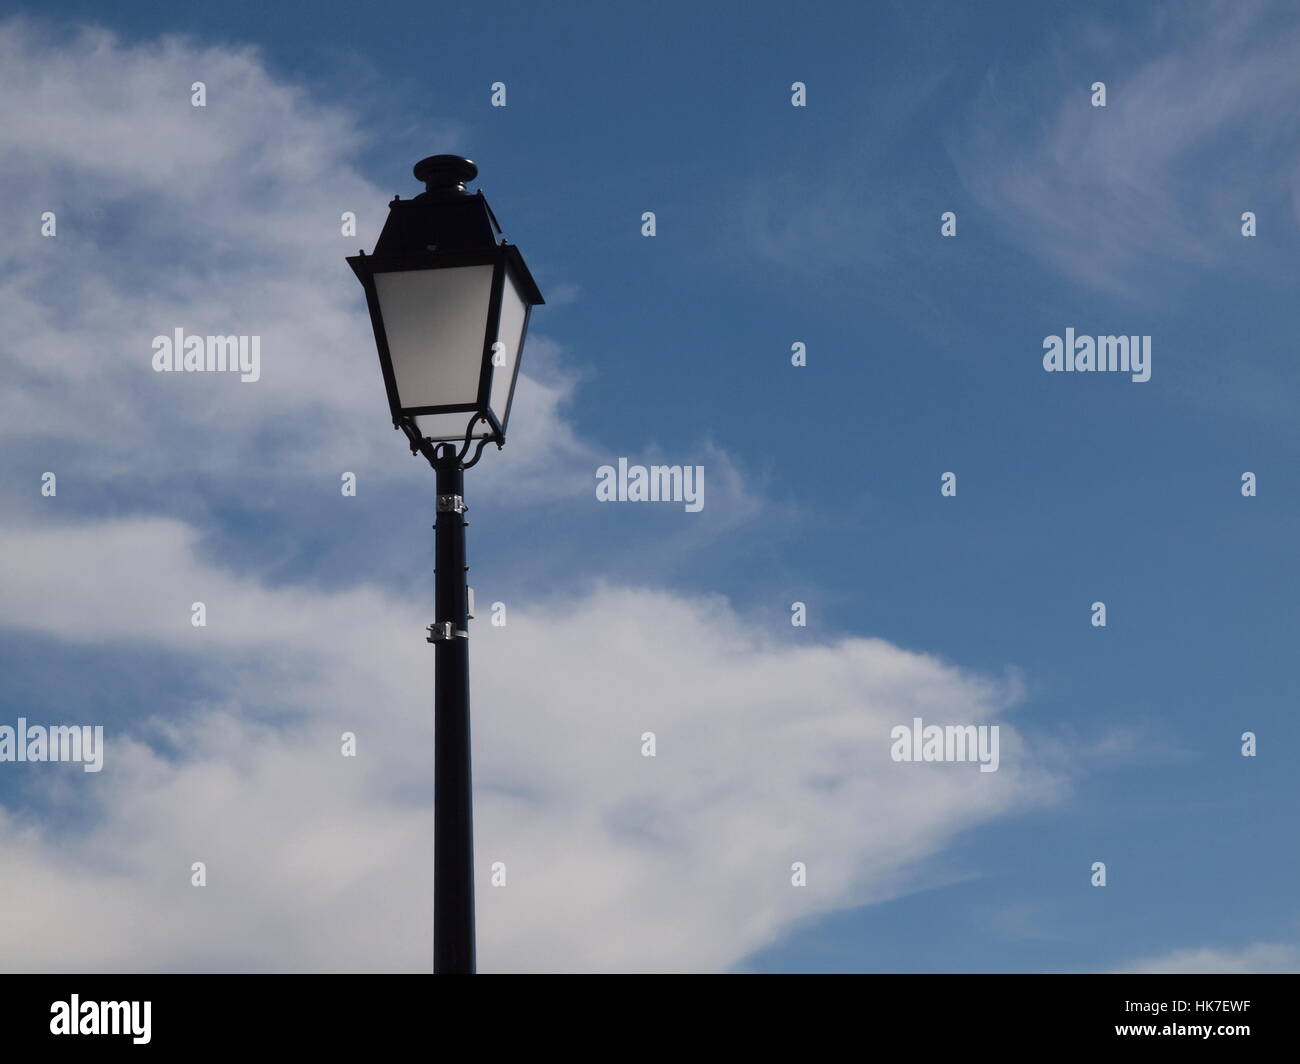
{"left": 372, "top": 155, "right": 499, "bottom": 258}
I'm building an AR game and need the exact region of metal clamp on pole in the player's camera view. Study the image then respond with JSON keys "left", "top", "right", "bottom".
{"left": 427, "top": 622, "right": 469, "bottom": 642}
{"left": 437, "top": 494, "right": 467, "bottom": 513}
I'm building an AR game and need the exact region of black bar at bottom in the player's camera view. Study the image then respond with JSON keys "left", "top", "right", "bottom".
{"left": 0, "top": 973, "right": 1290, "bottom": 1050}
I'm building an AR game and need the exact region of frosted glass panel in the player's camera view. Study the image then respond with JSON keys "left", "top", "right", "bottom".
{"left": 490, "top": 269, "right": 529, "bottom": 427}
{"left": 374, "top": 265, "right": 494, "bottom": 409}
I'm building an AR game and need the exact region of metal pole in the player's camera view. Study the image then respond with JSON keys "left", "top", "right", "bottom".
{"left": 431, "top": 445, "right": 475, "bottom": 974}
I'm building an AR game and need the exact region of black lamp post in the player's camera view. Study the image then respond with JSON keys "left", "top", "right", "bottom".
{"left": 348, "top": 154, "right": 544, "bottom": 974}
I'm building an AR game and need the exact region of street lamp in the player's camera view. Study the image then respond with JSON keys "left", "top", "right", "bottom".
{"left": 348, "top": 154, "right": 543, "bottom": 975}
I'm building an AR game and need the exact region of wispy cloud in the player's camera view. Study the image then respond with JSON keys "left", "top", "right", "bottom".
{"left": 952, "top": 0, "right": 1300, "bottom": 295}
{"left": 1115, "top": 941, "right": 1300, "bottom": 974}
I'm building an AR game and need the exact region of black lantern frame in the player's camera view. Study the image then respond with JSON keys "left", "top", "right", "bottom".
{"left": 347, "top": 158, "right": 544, "bottom": 457}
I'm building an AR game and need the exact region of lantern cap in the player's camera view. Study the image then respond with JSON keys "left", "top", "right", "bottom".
{"left": 369, "top": 153, "right": 498, "bottom": 254}
{"left": 413, "top": 155, "right": 477, "bottom": 196}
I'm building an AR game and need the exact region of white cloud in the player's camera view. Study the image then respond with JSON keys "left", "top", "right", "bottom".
{"left": 0, "top": 17, "right": 597, "bottom": 491}
{"left": 0, "top": 516, "right": 1064, "bottom": 971}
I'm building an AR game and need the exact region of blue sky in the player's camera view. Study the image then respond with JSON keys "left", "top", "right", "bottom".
{"left": 0, "top": 0, "right": 1297, "bottom": 972}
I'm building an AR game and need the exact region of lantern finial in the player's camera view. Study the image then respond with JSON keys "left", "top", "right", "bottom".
{"left": 413, "top": 155, "right": 478, "bottom": 196}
